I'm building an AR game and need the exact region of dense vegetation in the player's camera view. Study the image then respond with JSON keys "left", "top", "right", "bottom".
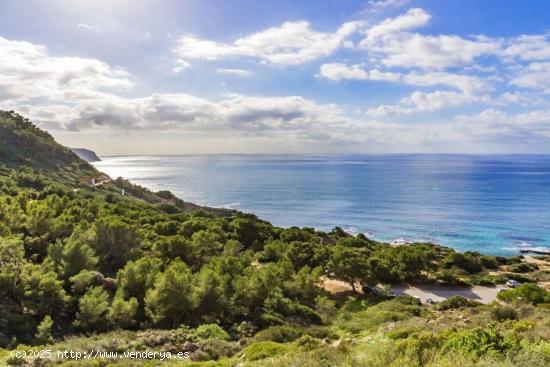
{"left": 1, "top": 110, "right": 549, "bottom": 366}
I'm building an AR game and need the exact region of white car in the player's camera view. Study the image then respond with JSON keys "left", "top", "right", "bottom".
{"left": 506, "top": 280, "right": 520, "bottom": 288}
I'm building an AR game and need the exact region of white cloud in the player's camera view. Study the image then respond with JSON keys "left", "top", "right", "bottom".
{"left": 453, "top": 108, "right": 550, "bottom": 139}
{"left": 77, "top": 23, "right": 96, "bottom": 30}
{"left": 318, "top": 62, "right": 491, "bottom": 114}
{"left": 509, "top": 62, "right": 550, "bottom": 93}
{"left": 216, "top": 68, "right": 253, "bottom": 76}
{"left": 318, "top": 63, "right": 401, "bottom": 81}
{"left": 402, "top": 72, "right": 489, "bottom": 94}
{"left": 500, "top": 35, "right": 550, "bottom": 61}
{"left": 172, "top": 59, "right": 191, "bottom": 74}
{"left": 359, "top": 8, "right": 499, "bottom": 69}
{"left": 319, "top": 63, "right": 488, "bottom": 93}
{"left": 318, "top": 63, "right": 368, "bottom": 80}
{"left": 0, "top": 36, "right": 132, "bottom": 102}
{"left": 173, "top": 20, "right": 362, "bottom": 65}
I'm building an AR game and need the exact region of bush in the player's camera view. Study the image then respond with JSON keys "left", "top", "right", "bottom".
{"left": 443, "top": 252, "right": 483, "bottom": 274}
{"left": 480, "top": 255, "right": 502, "bottom": 269}
{"left": 243, "top": 341, "right": 288, "bottom": 361}
{"left": 387, "top": 326, "right": 421, "bottom": 340}
{"left": 197, "top": 339, "right": 240, "bottom": 360}
{"left": 491, "top": 305, "right": 518, "bottom": 321}
{"left": 508, "top": 262, "right": 538, "bottom": 273}
{"left": 497, "top": 284, "right": 550, "bottom": 305}
{"left": 435, "top": 296, "right": 480, "bottom": 311}
{"left": 291, "top": 304, "right": 323, "bottom": 324}
{"left": 469, "top": 275, "right": 497, "bottom": 286}
{"left": 443, "top": 323, "right": 520, "bottom": 357}
{"left": 254, "top": 326, "right": 303, "bottom": 343}
{"left": 436, "top": 269, "right": 468, "bottom": 285}
{"left": 194, "top": 324, "right": 230, "bottom": 341}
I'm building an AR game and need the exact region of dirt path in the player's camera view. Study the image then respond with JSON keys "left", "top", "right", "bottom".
{"left": 524, "top": 255, "right": 550, "bottom": 269}
{"left": 321, "top": 278, "right": 360, "bottom": 294}
{"left": 390, "top": 284, "right": 502, "bottom": 304}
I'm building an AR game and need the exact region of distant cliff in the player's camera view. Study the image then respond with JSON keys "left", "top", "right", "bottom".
{"left": 70, "top": 148, "right": 101, "bottom": 162}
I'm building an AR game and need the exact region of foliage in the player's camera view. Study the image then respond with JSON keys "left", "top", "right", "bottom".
{"left": 491, "top": 305, "right": 519, "bottom": 321}
{"left": 243, "top": 341, "right": 288, "bottom": 361}
{"left": 497, "top": 284, "right": 550, "bottom": 305}
{"left": 194, "top": 324, "right": 230, "bottom": 341}
{"left": 435, "top": 295, "right": 481, "bottom": 311}
{"left": 34, "top": 316, "right": 54, "bottom": 345}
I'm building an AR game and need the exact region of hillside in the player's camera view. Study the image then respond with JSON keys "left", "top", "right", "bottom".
{"left": 0, "top": 111, "right": 98, "bottom": 182}
{"left": 0, "top": 111, "right": 549, "bottom": 367}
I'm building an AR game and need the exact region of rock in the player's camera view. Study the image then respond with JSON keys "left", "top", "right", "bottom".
{"left": 183, "top": 341, "right": 200, "bottom": 352}
{"left": 70, "top": 148, "right": 101, "bottom": 162}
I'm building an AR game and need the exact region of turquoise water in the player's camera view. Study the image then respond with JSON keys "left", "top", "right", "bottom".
{"left": 94, "top": 155, "right": 550, "bottom": 255}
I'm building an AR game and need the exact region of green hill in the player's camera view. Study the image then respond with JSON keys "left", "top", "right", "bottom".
{"left": 0, "top": 111, "right": 98, "bottom": 182}
{"left": 0, "top": 111, "right": 549, "bottom": 367}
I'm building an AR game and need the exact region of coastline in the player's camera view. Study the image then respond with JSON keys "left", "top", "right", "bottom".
{"left": 92, "top": 155, "right": 550, "bottom": 257}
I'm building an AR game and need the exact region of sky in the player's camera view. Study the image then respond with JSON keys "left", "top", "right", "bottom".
{"left": 1, "top": 0, "right": 550, "bottom": 155}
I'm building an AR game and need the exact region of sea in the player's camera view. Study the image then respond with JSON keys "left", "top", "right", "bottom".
{"left": 93, "top": 155, "right": 550, "bottom": 255}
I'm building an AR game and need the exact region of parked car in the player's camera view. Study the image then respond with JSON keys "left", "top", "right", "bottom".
{"left": 506, "top": 279, "right": 520, "bottom": 288}
{"left": 426, "top": 298, "right": 438, "bottom": 305}
{"left": 362, "top": 285, "right": 383, "bottom": 296}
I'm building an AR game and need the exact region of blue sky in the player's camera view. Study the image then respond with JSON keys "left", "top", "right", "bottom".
{"left": 1, "top": 0, "right": 550, "bottom": 154}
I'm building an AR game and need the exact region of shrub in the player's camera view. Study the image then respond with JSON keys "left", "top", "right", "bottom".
{"left": 243, "top": 341, "right": 288, "bottom": 361}
{"left": 304, "top": 326, "right": 339, "bottom": 340}
{"left": 254, "top": 326, "right": 303, "bottom": 343}
{"left": 469, "top": 276, "right": 497, "bottom": 286}
{"left": 194, "top": 324, "right": 230, "bottom": 341}
{"left": 497, "top": 284, "right": 550, "bottom": 305}
{"left": 436, "top": 269, "right": 467, "bottom": 285}
{"left": 294, "top": 335, "right": 321, "bottom": 351}
{"left": 443, "top": 323, "right": 520, "bottom": 357}
{"left": 443, "top": 252, "right": 483, "bottom": 274}
{"left": 387, "top": 326, "right": 421, "bottom": 340}
{"left": 435, "top": 296, "right": 480, "bottom": 311}
{"left": 292, "top": 304, "right": 323, "bottom": 324}
{"left": 480, "top": 255, "right": 502, "bottom": 269}
{"left": 491, "top": 305, "right": 518, "bottom": 321}
{"left": 508, "top": 262, "right": 538, "bottom": 273}
{"left": 197, "top": 339, "right": 239, "bottom": 360}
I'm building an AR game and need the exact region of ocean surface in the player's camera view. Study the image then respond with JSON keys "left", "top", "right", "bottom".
{"left": 94, "top": 155, "right": 550, "bottom": 255}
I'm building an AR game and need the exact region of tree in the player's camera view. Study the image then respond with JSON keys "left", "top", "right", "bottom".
{"left": 328, "top": 245, "right": 375, "bottom": 292}
{"left": 22, "top": 265, "right": 68, "bottom": 318}
{"left": 117, "top": 257, "right": 160, "bottom": 321}
{"left": 231, "top": 217, "right": 271, "bottom": 251}
{"left": 154, "top": 235, "right": 194, "bottom": 264}
{"left": 35, "top": 316, "right": 54, "bottom": 345}
{"left": 107, "top": 291, "right": 138, "bottom": 329}
{"left": 192, "top": 265, "right": 229, "bottom": 322}
{"left": 92, "top": 217, "right": 142, "bottom": 271}
{"left": 61, "top": 228, "right": 98, "bottom": 279}
{"left": 74, "top": 286, "right": 110, "bottom": 332}
{"left": 0, "top": 237, "right": 26, "bottom": 298}
{"left": 144, "top": 259, "right": 195, "bottom": 327}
